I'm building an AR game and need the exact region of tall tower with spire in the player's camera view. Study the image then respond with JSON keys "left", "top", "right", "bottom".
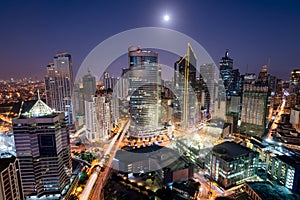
{"left": 12, "top": 97, "right": 71, "bottom": 199}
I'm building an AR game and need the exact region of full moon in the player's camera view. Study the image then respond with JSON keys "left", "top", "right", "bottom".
{"left": 163, "top": 15, "right": 170, "bottom": 22}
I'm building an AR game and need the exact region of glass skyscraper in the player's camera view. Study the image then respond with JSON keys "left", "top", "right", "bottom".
{"left": 127, "top": 46, "right": 162, "bottom": 138}
{"left": 44, "top": 52, "right": 73, "bottom": 124}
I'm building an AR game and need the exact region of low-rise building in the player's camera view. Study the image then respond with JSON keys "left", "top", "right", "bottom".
{"left": 205, "top": 141, "right": 259, "bottom": 189}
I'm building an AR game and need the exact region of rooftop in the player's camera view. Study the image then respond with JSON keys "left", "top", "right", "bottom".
{"left": 247, "top": 182, "right": 300, "bottom": 200}
{"left": 213, "top": 141, "right": 255, "bottom": 161}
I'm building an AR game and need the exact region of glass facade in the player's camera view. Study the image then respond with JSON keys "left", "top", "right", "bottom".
{"left": 128, "top": 47, "right": 162, "bottom": 137}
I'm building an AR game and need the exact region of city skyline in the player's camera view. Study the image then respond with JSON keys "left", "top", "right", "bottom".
{"left": 2, "top": 1, "right": 300, "bottom": 200}
{"left": 0, "top": 0, "right": 300, "bottom": 80}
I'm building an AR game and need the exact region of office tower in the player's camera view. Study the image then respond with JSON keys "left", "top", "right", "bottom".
{"left": 219, "top": 49, "right": 234, "bottom": 95}
{"left": 290, "top": 69, "right": 300, "bottom": 106}
{"left": 82, "top": 70, "right": 96, "bottom": 101}
{"left": 0, "top": 156, "right": 24, "bottom": 200}
{"left": 200, "top": 63, "right": 219, "bottom": 115}
{"left": 128, "top": 46, "right": 162, "bottom": 137}
{"left": 205, "top": 141, "right": 258, "bottom": 189}
{"left": 103, "top": 71, "right": 118, "bottom": 90}
{"left": 12, "top": 98, "right": 72, "bottom": 199}
{"left": 73, "top": 83, "right": 85, "bottom": 128}
{"left": 174, "top": 44, "right": 197, "bottom": 127}
{"left": 268, "top": 75, "right": 277, "bottom": 94}
{"left": 240, "top": 83, "right": 269, "bottom": 135}
{"left": 243, "top": 73, "right": 257, "bottom": 84}
{"left": 257, "top": 65, "right": 269, "bottom": 84}
{"left": 44, "top": 52, "right": 73, "bottom": 124}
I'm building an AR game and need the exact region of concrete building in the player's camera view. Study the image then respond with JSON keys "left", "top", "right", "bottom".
{"left": 0, "top": 156, "right": 24, "bottom": 200}
{"left": 240, "top": 84, "right": 269, "bottom": 136}
{"left": 12, "top": 99, "right": 72, "bottom": 199}
{"left": 205, "top": 141, "right": 258, "bottom": 189}
{"left": 267, "top": 154, "right": 300, "bottom": 193}
{"left": 290, "top": 106, "right": 300, "bottom": 132}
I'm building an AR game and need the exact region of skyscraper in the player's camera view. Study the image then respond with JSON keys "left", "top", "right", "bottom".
{"left": 12, "top": 98, "right": 71, "bottom": 199}
{"left": 174, "top": 44, "right": 197, "bottom": 127}
{"left": 44, "top": 52, "right": 73, "bottom": 124}
{"left": 128, "top": 46, "right": 162, "bottom": 137}
{"left": 82, "top": 70, "right": 96, "bottom": 101}
{"left": 219, "top": 49, "right": 234, "bottom": 95}
{"left": 0, "top": 156, "right": 24, "bottom": 200}
{"left": 290, "top": 69, "right": 300, "bottom": 106}
{"left": 240, "top": 84, "right": 269, "bottom": 135}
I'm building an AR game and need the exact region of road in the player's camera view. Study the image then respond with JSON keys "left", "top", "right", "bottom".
{"left": 86, "top": 120, "right": 130, "bottom": 200}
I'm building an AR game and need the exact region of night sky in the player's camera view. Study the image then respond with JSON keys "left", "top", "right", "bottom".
{"left": 0, "top": 0, "right": 300, "bottom": 80}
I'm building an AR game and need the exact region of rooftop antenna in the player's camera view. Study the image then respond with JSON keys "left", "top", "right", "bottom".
{"left": 267, "top": 57, "right": 271, "bottom": 71}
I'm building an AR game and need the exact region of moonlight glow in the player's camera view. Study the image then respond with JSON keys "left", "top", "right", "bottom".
{"left": 163, "top": 15, "right": 170, "bottom": 22}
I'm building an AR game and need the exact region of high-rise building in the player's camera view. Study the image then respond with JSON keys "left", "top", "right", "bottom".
{"left": 174, "top": 44, "right": 197, "bottom": 127}
{"left": 290, "top": 69, "right": 300, "bottom": 106}
{"left": 200, "top": 63, "right": 219, "bottom": 115}
{"left": 103, "top": 72, "right": 118, "bottom": 90}
{"left": 257, "top": 65, "right": 269, "bottom": 85}
{"left": 12, "top": 98, "right": 72, "bottom": 199}
{"left": 219, "top": 49, "right": 234, "bottom": 95}
{"left": 128, "top": 46, "right": 162, "bottom": 137}
{"left": 44, "top": 52, "right": 73, "bottom": 124}
{"left": 0, "top": 156, "right": 24, "bottom": 200}
{"left": 82, "top": 70, "right": 96, "bottom": 101}
{"left": 240, "top": 83, "right": 269, "bottom": 135}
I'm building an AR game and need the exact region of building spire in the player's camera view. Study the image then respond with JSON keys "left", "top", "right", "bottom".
{"left": 37, "top": 89, "right": 40, "bottom": 100}
{"left": 225, "top": 49, "right": 229, "bottom": 57}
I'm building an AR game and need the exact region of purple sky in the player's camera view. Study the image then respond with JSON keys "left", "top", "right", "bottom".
{"left": 0, "top": 0, "right": 300, "bottom": 80}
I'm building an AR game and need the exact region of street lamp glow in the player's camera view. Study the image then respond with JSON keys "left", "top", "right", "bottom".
{"left": 163, "top": 14, "right": 170, "bottom": 22}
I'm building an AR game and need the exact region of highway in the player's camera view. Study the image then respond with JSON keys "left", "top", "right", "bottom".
{"left": 79, "top": 120, "right": 129, "bottom": 200}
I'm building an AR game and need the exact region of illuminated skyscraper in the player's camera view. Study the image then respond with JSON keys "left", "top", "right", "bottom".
{"left": 12, "top": 98, "right": 71, "bottom": 199}
{"left": 174, "top": 44, "right": 197, "bottom": 127}
{"left": 128, "top": 46, "right": 162, "bottom": 137}
{"left": 290, "top": 69, "right": 300, "bottom": 106}
{"left": 44, "top": 52, "right": 73, "bottom": 124}
{"left": 219, "top": 49, "right": 234, "bottom": 94}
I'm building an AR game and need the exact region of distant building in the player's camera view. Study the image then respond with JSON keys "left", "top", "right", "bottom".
{"left": 0, "top": 156, "right": 24, "bottom": 200}
{"left": 200, "top": 63, "right": 220, "bottom": 115}
{"left": 290, "top": 106, "right": 300, "bottom": 132}
{"left": 82, "top": 70, "right": 96, "bottom": 101}
{"left": 290, "top": 69, "right": 300, "bottom": 106}
{"left": 103, "top": 71, "right": 118, "bottom": 90}
{"left": 12, "top": 99, "right": 72, "bottom": 199}
{"left": 219, "top": 49, "right": 235, "bottom": 95}
{"left": 205, "top": 141, "right": 258, "bottom": 189}
{"left": 44, "top": 52, "right": 73, "bottom": 124}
